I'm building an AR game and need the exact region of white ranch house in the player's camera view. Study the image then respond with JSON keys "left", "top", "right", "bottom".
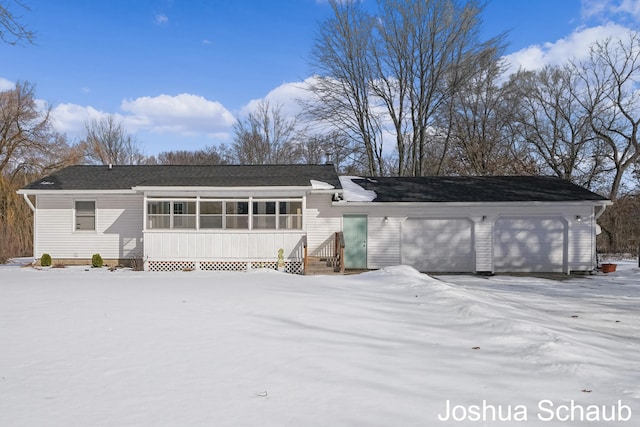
{"left": 18, "top": 164, "right": 611, "bottom": 274}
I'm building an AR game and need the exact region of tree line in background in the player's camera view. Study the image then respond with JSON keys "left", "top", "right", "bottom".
{"left": 1, "top": 0, "right": 638, "bottom": 261}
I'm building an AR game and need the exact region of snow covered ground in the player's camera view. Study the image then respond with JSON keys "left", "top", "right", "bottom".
{"left": 0, "top": 261, "right": 638, "bottom": 426}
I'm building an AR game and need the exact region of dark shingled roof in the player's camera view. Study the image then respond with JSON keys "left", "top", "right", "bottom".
{"left": 22, "top": 164, "right": 342, "bottom": 190}
{"left": 351, "top": 176, "right": 608, "bottom": 202}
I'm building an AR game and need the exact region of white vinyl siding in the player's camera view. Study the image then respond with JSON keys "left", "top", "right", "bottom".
{"left": 569, "top": 219, "right": 596, "bottom": 271}
{"left": 474, "top": 219, "right": 493, "bottom": 271}
{"left": 35, "top": 194, "right": 143, "bottom": 260}
{"left": 304, "top": 193, "right": 341, "bottom": 256}
{"left": 367, "top": 214, "right": 401, "bottom": 268}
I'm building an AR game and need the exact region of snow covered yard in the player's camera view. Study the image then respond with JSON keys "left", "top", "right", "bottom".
{"left": 0, "top": 262, "right": 638, "bottom": 426}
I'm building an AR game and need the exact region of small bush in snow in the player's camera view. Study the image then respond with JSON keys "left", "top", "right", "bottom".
{"left": 277, "top": 248, "right": 285, "bottom": 268}
{"left": 40, "top": 254, "right": 52, "bottom": 267}
{"left": 92, "top": 253, "right": 103, "bottom": 268}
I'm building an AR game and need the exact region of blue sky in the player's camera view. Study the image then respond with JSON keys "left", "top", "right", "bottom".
{"left": 1, "top": 0, "right": 639, "bottom": 156}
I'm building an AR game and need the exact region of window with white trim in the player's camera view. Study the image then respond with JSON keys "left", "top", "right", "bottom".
{"left": 200, "top": 201, "right": 223, "bottom": 229}
{"left": 173, "top": 201, "right": 196, "bottom": 229}
{"left": 75, "top": 200, "right": 96, "bottom": 231}
{"left": 251, "top": 200, "right": 303, "bottom": 230}
{"left": 147, "top": 201, "right": 170, "bottom": 229}
{"left": 146, "top": 198, "right": 302, "bottom": 230}
{"left": 225, "top": 201, "right": 249, "bottom": 229}
{"left": 252, "top": 201, "right": 276, "bottom": 229}
{"left": 279, "top": 201, "right": 302, "bottom": 230}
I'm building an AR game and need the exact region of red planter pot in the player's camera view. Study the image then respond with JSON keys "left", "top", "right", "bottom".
{"left": 601, "top": 263, "right": 617, "bottom": 273}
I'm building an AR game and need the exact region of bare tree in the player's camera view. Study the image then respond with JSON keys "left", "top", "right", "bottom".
{"left": 372, "top": 0, "right": 505, "bottom": 176}
{"left": 298, "top": 131, "right": 364, "bottom": 174}
{"left": 0, "top": 0, "right": 35, "bottom": 45}
{"left": 305, "top": 0, "right": 503, "bottom": 176}
{"left": 435, "top": 54, "right": 534, "bottom": 176}
{"left": 148, "top": 146, "right": 228, "bottom": 165}
{"left": 509, "top": 65, "right": 605, "bottom": 186}
{"left": 231, "top": 101, "right": 300, "bottom": 164}
{"left": 0, "top": 82, "right": 81, "bottom": 262}
{"left": 304, "top": 0, "right": 384, "bottom": 175}
{"left": 0, "top": 82, "right": 77, "bottom": 177}
{"left": 596, "top": 193, "right": 640, "bottom": 253}
{"left": 83, "top": 115, "right": 144, "bottom": 165}
{"left": 574, "top": 31, "right": 640, "bottom": 200}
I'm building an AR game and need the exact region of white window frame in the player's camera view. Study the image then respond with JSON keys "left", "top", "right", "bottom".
{"left": 145, "top": 196, "right": 304, "bottom": 231}
{"left": 74, "top": 199, "right": 96, "bottom": 232}
{"left": 172, "top": 200, "right": 197, "bottom": 229}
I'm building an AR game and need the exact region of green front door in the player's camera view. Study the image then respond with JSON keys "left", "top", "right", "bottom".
{"left": 343, "top": 215, "right": 367, "bottom": 269}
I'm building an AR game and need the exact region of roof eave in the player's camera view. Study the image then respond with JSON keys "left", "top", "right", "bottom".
{"left": 135, "top": 185, "right": 321, "bottom": 198}
{"left": 333, "top": 200, "right": 612, "bottom": 207}
{"left": 17, "top": 189, "right": 138, "bottom": 195}
{"left": 133, "top": 185, "right": 314, "bottom": 191}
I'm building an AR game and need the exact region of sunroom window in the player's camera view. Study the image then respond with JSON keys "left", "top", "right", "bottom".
{"left": 200, "top": 201, "right": 223, "bottom": 229}
{"left": 279, "top": 201, "right": 302, "bottom": 230}
{"left": 147, "top": 201, "right": 170, "bottom": 229}
{"left": 146, "top": 198, "right": 302, "bottom": 230}
{"left": 147, "top": 200, "right": 196, "bottom": 229}
{"left": 172, "top": 201, "right": 196, "bottom": 229}
{"left": 225, "top": 201, "right": 249, "bottom": 229}
{"left": 252, "top": 201, "right": 276, "bottom": 229}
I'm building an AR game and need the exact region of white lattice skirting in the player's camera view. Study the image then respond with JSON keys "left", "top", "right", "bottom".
{"left": 146, "top": 260, "right": 304, "bottom": 274}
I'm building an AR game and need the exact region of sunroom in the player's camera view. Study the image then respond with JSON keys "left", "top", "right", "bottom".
{"left": 140, "top": 191, "right": 308, "bottom": 272}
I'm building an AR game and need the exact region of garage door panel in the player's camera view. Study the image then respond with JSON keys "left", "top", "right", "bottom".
{"left": 402, "top": 219, "right": 474, "bottom": 272}
{"left": 494, "top": 218, "right": 566, "bottom": 272}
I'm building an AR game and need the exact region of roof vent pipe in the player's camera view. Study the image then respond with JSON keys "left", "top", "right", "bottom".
{"left": 324, "top": 151, "right": 332, "bottom": 165}
{"left": 108, "top": 163, "right": 112, "bottom": 170}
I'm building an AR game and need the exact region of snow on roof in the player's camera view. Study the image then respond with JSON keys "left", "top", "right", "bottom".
{"left": 339, "top": 176, "right": 377, "bottom": 202}
{"left": 310, "top": 180, "right": 335, "bottom": 190}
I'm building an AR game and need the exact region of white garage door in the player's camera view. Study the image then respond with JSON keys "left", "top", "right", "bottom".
{"left": 494, "top": 217, "right": 566, "bottom": 272}
{"left": 401, "top": 218, "right": 474, "bottom": 272}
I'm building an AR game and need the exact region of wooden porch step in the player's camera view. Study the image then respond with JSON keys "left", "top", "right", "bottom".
{"left": 304, "top": 256, "right": 342, "bottom": 275}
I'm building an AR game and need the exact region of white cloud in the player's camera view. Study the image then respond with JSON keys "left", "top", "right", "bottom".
{"left": 582, "top": 0, "right": 615, "bottom": 19}
{"left": 582, "top": 0, "right": 640, "bottom": 21}
{"left": 49, "top": 93, "right": 236, "bottom": 145}
{"left": 503, "top": 23, "right": 633, "bottom": 72}
{"left": 50, "top": 104, "right": 110, "bottom": 136}
{"left": 154, "top": 14, "right": 168, "bottom": 25}
{"left": 239, "top": 80, "right": 311, "bottom": 119}
{"left": 120, "top": 93, "right": 236, "bottom": 136}
{"left": 0, "top": 77, "right": 15, "bottom": 91}
{"left": 618, "top": 0, "right": 640, "bottom": 16}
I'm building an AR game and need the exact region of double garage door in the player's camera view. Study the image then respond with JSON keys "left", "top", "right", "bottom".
{"left": 401, "top": 216, "right": 567, "bottom": 273}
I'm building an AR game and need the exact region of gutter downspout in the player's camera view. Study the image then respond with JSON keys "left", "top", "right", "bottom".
{"left": 22, "top": 193, "right": 37, "bottom": 263}
{"left": 22, "top": 193, "right": 35, "bottom": 212}
{"left": 592, "top": 204, "right": 608, "bottom": 271}
{"left": 594, "top": 204, "right": 607, "bottom": 220}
